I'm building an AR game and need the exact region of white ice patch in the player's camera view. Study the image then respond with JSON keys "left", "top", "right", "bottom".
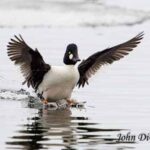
{"left": 0, "top": 0, "right": 149, "bottom": 27}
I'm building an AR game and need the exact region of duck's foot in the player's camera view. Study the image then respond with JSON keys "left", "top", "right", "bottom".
{"left": 42, "top": 99, "right": 68, "bottom": 110}
{"left": 67, "top": 99, "right": 86, "bottom": 108}
{"left": 40, "top": 99, "right": 85, "bottom": 109}
{"left": 42, "top": 99, "right": 48, "bottom": 105}
{"left": 67, "top": 99, "right": 80, "bottom": 106}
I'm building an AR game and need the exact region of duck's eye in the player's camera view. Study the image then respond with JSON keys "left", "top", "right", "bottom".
{"left": 68, "top": 51, "right": 71, "bottom": 55}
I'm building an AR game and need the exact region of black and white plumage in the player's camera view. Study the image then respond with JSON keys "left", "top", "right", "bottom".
{"left": 77, "top": 32, "right": 144, "bottom": 87}
{"left": 7, "top": 32, "right": 144, "bottom": 102}
{"left": 7, "top": 35, "right": 50, "bottom": 91}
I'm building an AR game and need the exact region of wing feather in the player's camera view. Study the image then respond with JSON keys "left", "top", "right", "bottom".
{"left": 77, "top": 32, "right": 144, "bottom": 87}
{"left": 7, "top": 35, "right": 51, "bottom": 91}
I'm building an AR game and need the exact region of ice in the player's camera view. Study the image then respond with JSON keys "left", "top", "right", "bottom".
{"left": 0, "top": 0, "right": 149, "bottom": 28}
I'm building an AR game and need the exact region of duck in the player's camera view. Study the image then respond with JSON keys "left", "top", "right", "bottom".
{"left": 7, "top": 32, "right": 144, "bottom": 105}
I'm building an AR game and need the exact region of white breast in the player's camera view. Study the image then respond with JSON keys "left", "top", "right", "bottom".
{"left": 38, "top": 65, "right": 79, "bottom": 101}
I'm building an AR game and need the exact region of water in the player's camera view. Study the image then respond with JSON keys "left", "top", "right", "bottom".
{"left": 0, "top": 0, "right": 150, "bottom": 150}
{"left": 0, "top": 100, "right": 133, "bottom": 150}
{"left": 4, "top": 106, "right": 123, "bottom": 150}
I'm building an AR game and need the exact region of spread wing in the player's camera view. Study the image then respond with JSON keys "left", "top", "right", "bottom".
{"left": 77, "top": 32, "right": 144, "bottom": 87}
{"left": 7, "top": 35, "right": 51, "bottom": 91}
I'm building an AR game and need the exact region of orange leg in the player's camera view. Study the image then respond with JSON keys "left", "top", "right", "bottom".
{"left": 42, "top": 99, "right": 48, "bottom": 105}
{"left": 66, "top": 99, "right": 77, "bottom": 106}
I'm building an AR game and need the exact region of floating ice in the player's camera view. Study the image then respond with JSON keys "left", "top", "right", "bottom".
{"left": 0, "top": 0, "right": 149, "bottom": 28}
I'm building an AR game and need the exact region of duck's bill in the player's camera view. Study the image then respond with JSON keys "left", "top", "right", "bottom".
{"left": 73, "top": 57, "right": 81, "bottom": 63}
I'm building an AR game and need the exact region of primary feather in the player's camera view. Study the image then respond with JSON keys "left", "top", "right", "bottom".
{"left": 77, "top": 32, "right": 144, "bottom": 87}
{"left": 7, "top": 35, "right": 50, "bottom": 91}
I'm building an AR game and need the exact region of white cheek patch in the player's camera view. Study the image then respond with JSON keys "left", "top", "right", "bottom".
{"left": 69, "top": 54, "right": 73, "bottom": 60}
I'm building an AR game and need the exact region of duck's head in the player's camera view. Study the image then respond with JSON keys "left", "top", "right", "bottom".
{"left": 63, "top": 43, "right": 81, "bottom": 65}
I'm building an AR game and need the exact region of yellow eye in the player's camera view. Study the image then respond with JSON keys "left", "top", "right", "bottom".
{"left": 68, "top": 51, "right": 71, "bottom": 55}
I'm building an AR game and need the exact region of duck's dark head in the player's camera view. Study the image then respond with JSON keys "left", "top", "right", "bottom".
{"left": 63, "top": 43, "right": 81, "bottom": 65}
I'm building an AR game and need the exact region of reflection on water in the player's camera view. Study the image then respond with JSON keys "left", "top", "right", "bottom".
{"left": 5, "top": 106, "right": 134, "bottom": 150}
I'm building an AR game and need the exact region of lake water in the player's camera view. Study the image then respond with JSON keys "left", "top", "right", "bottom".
{"left": 0, "top": 0, "right": 150, "bottom": 150}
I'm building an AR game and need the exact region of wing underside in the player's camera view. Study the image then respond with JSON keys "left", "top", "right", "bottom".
{"left": 7, "top": 35, "right": 51, "bottom": 91}
{"left": 77, "top": 32, "right": 144, "bottom": 87}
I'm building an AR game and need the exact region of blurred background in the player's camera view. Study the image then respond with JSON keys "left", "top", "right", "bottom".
{"left": 0, "top": 0, "right": 150, "bottom": 28}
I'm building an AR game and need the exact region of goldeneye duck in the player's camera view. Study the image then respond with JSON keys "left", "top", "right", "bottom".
{"left": 7, "top": 32, "right": 144, "bottom": 104}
